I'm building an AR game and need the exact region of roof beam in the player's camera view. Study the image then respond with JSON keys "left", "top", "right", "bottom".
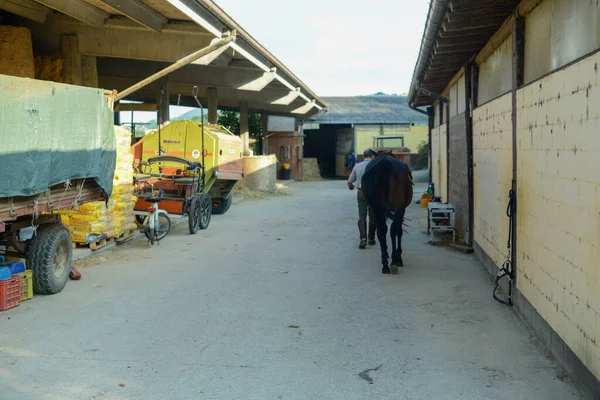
{"left": 449, "top": 2, "right": 517, "bottom": 13}
{"left": 35, "top": 0, "right": 109, "bottom": 27}
{"left": 271, "top": 88, "right": 301, "bottom": 105}
{"left": 115, "top": 32, "right": 236, "bottom": 101}
{"left": 191, "top": 38, "right": 233, "bottom": 65}
{"left": 445, "top": 14, "right": 507, "bottom": 27}
{"left": 0, "top": 0, "right": 49, "bottom": 23}
{"left": 291, "top": 100, "right": 316, "bottom": 115}
{"left": 437, "top": 36, "right": 487, "bottom": 48}
{"left": 439, "top": 27, "right": 498, "bottom": 38}
{"left": 442, "top": 21, "right": 502, "bottom": 33}
{"left": 114, "top": 102, "right": 157, "bottom": 111}
{"left": 434, "top": 46, "right": 480, "bottom": 55}
{"left": 99, "top": 0, "right": 167, "bottom": 32}
{"left": 237, "top": 68, "right": 277, "bottom": 91}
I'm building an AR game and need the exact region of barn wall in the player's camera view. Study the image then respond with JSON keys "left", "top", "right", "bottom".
{"left": 516, "top": 50, "right": 600, "bottom": 381}
{"left": 472, "top": 93, "right": 513, "bottom": 268}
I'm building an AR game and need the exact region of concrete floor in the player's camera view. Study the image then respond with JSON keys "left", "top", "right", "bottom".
{"left": 0, "top": 180, "right": 584, "bottom": 400}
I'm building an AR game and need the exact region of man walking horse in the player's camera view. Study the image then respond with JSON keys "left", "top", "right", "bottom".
{"left": 361, "top": 149, "right": 414, "bottom": 274}
{"left": 347, "top": 149, "right": 377, "bottom": 249}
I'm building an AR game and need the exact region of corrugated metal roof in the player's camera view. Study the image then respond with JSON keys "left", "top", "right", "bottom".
{"left": 408, "top": 0, "right": 522, "bottom": 107}
{"left": 307, "top": 96, "right": 428, "bottom": 124}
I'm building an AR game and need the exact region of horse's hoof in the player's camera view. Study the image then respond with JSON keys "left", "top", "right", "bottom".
{"left": 390, "top": 265, "right": 399, "bottom": 275}
{"left": 382, "top": 267, "right": 390, "bottom": 274}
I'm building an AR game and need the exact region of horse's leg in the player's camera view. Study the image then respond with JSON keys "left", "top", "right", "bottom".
{"left": 376, "top": 215, "right": 390, "bottom": 274}
{"left": 367, "top": 206, "right": 377, "bottom": 245}
{"left": 389, "top": 220, "right": 400, "bottom": 274}
{"left": 393, "top": 207, "right": 406, "bottom": 268}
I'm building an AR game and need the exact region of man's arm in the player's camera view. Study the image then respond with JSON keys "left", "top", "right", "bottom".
{"left": 347, "top": 166, "right": 357, "bottom": 190}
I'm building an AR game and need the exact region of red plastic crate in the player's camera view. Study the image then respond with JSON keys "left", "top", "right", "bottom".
{"left": 0, "top": 276, "right": 22, "bottom": 311}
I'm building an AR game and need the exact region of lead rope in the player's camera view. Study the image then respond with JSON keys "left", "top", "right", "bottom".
{"left": 493, "top": 186, "right": 516, "bottom": 306}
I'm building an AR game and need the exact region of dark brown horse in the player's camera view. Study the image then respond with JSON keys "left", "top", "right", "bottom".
{"left": 361, "top": 150, "right": 414, "bottom": 274}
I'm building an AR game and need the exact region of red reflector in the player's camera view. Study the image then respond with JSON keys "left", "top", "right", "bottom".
{"left": 147, "top": 207, "right": 156, "bottom": 212}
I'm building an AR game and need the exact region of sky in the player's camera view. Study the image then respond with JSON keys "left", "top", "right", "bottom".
{"left": 215, "top": 0, "right": 431, "bottom": 97}
{"left": 121, "top": 0, "right": 431, "bottom": 123}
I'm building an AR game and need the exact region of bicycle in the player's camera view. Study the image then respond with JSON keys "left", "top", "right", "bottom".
{"left": 142, "top": 188, "right": 172, "bottom": 245}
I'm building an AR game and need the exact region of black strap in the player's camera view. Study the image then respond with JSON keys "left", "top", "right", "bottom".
{"left": 493, "top": 187, "right": 516, "bottom": 307}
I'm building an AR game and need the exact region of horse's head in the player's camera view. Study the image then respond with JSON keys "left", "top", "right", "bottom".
{"left": 372, "top": 149, "right": 393, "bottom": 158}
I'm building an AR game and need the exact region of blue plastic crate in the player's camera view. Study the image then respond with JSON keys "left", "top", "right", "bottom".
{"left": 1, "top": 262, "right": 25, "bottom": 275}
{"left": 0, "top": 267, "right": 11, "bottom": 281}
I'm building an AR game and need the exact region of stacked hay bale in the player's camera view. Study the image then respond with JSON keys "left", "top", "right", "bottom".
{"left": 0, "top": 26, "right": 35, "bottom": 78}
{"left": 302, "top": 158, "right": 323, "bottom": 181}
{"left": 59, "top": 126, "right": 138, "bottom": 245}
{"left": 34, "top": 55, "right": 64, "bottom": 82}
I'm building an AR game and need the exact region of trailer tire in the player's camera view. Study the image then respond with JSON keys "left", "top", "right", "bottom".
{"left": 188, "top": 195, "right": 201, "bottom": 234}
{"left": 27, "top": 224, "right": 73, "bottom": 295}
{"left": 212, "top": 193, "right": 232, "bottom": 215}
{"left": 199, "top": 193, "right": 212, "bottom": 230}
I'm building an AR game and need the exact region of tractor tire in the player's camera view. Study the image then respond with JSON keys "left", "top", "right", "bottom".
{"left": 26, "top": 224, "right": 73, "bottom": 295}
{"left": 188, "top": 195, "right": 201, "bottom": 234}
{"left": 212, "top": 193, "right": 232, "bottom": 215}
{"left": 199, "top": 193, "right": 212, "bottom": 230}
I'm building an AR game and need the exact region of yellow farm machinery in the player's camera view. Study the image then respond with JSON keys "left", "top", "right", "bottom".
{"left": 131, "top": 89, "right": 244, "bottom": 235}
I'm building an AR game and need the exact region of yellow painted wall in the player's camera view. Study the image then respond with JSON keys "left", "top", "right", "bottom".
{"left": 472, "top": 93, "right": 513, "bottom": 268}
{"left": 515, "top": 52, "right": 600, "bottom": 379}
{"left": 439, "top": 124, "right": 448, "bottom": 201}
{"left": 430, "top": 124, "right": 448, "bottom": 201}
{"left": 355, "top": 124, "right": 428, "bottom": 155}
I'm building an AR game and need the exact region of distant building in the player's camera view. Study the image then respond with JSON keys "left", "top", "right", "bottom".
{"left": 302, "top": 95, "right": 428, "bottom": 177}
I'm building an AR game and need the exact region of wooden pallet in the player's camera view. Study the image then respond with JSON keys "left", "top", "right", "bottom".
{"left": 72, "top": 236, "right": 114, "bottom": 251}
{"left": 115, "top": 229, "right": 138, "bottom": 244}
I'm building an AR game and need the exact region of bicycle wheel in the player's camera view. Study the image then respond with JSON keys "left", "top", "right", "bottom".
{"left": 144, "top": 213, "right": 171, "bottom": 243}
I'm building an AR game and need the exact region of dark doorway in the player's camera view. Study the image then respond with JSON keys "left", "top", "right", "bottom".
{"left": 304, "top": 124, "right": 351, "bottom": 178}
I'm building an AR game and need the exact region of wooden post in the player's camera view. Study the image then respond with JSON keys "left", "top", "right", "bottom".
{"left": 427, "top": 106, "right": 434, "bottom": 185}
{"left": 239, "top": 101, "right": 250, "bottom": 156}
{"left": 261, "top": 113, "right": 269, "bottom": 155}
{"left": 114, "top": 105, "right": 121, "bottom": 125}
{"left": 207, "top": 87, "right": 218, "bottom": 124}
{"left": 157, "top": 78, "right": 169, "bottom": 126}
{"left": 445, "top": 102, "right": 450, "bottom": 202}
{"left": 61, "top": 35, "right": 81, "bottom": 85}
{"left": 510, "top": 16, "right": 525, "bottom": 281}
{"left": 465, "top": 62, "right": 474, "bottom": 246}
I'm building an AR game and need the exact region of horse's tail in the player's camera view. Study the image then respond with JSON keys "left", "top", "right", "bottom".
{"left": 362, "top": 158, "right": 395, "bottom": 220}
{"left": 405, "top": 169, "right": 414, "bottom": 208}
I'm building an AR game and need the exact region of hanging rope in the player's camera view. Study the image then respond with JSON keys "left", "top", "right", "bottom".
{"left": 72, "top": 178, "right": 87, "bottom": 209}
{"left": 493, "top": 185, "right": 516, "bottom": 306}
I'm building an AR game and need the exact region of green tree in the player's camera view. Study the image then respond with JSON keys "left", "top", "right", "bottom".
{"left": 217, "top": 110, "right": 262, "bottom": 137}
{"left": 414, "top": 140, "right": 429, "bottom": 170}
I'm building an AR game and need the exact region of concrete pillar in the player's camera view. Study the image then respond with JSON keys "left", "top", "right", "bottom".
{"left": 207, "top": 87, "right": 218, "bottom": 124}
{"left": 261, "top": 113, "right": 269, "bottom": 155}
{"left": 61, "top": 35, "right": 81, "bottom": 85}
{"left": 240, "top": 101, "right": 250, "bottom": 156}
{"left": 157, "top": 78, "right": 169, "bottom": 126}
{"left": 81, "top": 55, "right": 98, "bottom": 88}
